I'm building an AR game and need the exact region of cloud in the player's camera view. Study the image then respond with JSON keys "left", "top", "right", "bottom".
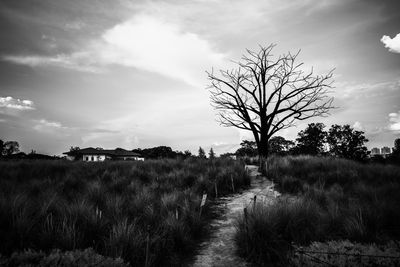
{"left": 1, "top": 15, "right": 225, "bottom": 86}
{"left": 353, "top": 121, "right": 364, "bottom": 131}
{"left": 33, "top": 119, "right": 69, "bottom": 134}
{"left": 95, "top": 15, "right": 225, "bottom": 86}
{"left": 381, "top": 33, "right": 400, "bottom": 53}
{"left": 0, "top": 96, "right": 35, "bottom": 114}
{"left": 388, "top": 111, "right": 400, "bottom": 131}
{"left": 1, "top": 54, "right": 101, "bottom": 73}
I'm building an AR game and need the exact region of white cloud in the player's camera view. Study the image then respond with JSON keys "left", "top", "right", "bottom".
{"left": 353, "top": 121, "right": 364, "bottom": 131}
{"left": 2, "top": 15, "right": 225, "bottom": 86}
{"left": 0, "top": 96, "right": 35, "bottom": 111}
{"left": 381, "top": 33, "right": 400, "bottom": 54}
{"left": 33, "top": 119, "right": 69, "bottom": 134}
{"left": 2, "top": 54, "right": 101, "bottom": 73}
{"left": 388, "top": 111, "right": 400, "bottom": 131}
{"left": 95, "top": 15, "right": 225, "bottom": 86}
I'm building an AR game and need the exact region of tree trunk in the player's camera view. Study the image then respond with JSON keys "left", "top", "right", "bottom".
{"left": 258, "top": 137, "right": 269, "bottom": 175}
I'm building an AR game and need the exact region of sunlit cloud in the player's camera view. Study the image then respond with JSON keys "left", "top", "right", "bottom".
{"left": 0, "top": 96, "right": 35, "bottom": 116}
{"left": 381, "top": 33, "right": 400, "bottom": 54}
{"left": 1, "top": 54, "right": 101, "bottom": 73}
{"left": 2, "top": 15, "right": 225, "bottom": 86}
{"left": 388, "top": 111, "right": 400, "bottom": 132}
{"left": 33, "top": 119, "right": 70, "bottom": 135}
{"left": 353, "top": 121, "right": 364, "bottom": 131}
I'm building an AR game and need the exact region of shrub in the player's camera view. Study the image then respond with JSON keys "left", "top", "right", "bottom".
{"left": 0, "top": 158, "right": 250, "bottom": 266}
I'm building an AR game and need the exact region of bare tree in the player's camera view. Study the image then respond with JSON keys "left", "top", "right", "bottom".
{"left": 207, "top": 44, "right": 334, "bottom": 168}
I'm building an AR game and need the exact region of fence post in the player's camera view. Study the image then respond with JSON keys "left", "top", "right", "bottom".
{"left": 253, "top": 195, "right": 257, "bottom": 210}
{"left": 214, "top": 182, "right": 218, "bottom": 198}
{"left": 231, "top": 175, "right": 235, "bottom": 193}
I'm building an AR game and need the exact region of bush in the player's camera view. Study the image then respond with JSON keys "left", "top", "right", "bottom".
{"left": 237, "top": 155, "right": 400, "bottom": 265}
{"left": 0, "top": 248, "right": 129, "bottom": 267}
{"left": 0, "top": 158, "right": 250, "bottom": 266}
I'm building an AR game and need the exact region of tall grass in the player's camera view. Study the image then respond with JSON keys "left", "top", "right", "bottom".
{"left": 0, "top": 157, "right": 250, "bottom": 266}
{"left": 236, "top": 155, "right": 400, "bottom": 265}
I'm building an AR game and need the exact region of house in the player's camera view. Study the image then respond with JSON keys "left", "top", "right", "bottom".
{"left": 63, "top": 147, "right": 144, "bottom": 162}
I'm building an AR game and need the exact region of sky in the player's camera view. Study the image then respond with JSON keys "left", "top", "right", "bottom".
{"left": 0, "top": 0, "right": 399, "bottom": 155}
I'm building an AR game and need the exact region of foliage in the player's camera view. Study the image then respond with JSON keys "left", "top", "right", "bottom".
{"left": 235, "top": 140, "right": 257, "bottom": 157}
{"left": 132, "top": 146, "right": 186, "bottom": 159}
{"left": 268, "top": 136, "right": 294, "bottom": 155}
{"left": 293, "top": 123, "right": 327, "bottom": 155}
{"left": 291, "top": 240, "right": 400, "bottom": 266}
{"left": 327, "top": 124, "right": 369, "bottom": 161}
{"left": 198, "top": 147, "right": 206, "bottom": 158}
{"left": 0, "top": 140, "right": 20, "bottom": 156}
{"left": 0, "top": 248, "right": 129, "bottom": 267}
{"left": 208, "top": 148, "right": 215, "bottom": 159}
{"left": 0, "top": 158, "right": 250, "bottom": 266}
{"left": 236, "top": 155, "right": 400, "bottom": 265}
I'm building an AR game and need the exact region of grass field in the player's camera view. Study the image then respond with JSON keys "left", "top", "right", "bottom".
{"left": 235, "top": 155, "right": 400, "bottom": 265}
{"left": 0, "top": 158, "right": 250, "bottom": 266}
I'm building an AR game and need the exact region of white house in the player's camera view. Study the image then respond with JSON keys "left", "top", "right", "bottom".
{"left": 63, "top": 147, "right": 144, "bottom": 161}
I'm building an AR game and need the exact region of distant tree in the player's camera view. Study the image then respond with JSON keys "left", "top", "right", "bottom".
{"left": 394, "top": 138, "right": 400, "bottom": 155}
{"left": 69, "top": 146, "right": 80, "bottom": 152}
{"left": 293, "top": 123, "right": 327, "bottom": 155}
{"left": 0, "top": 140, "right": 4, "bottom": 158}
{"left": 327, "top": 124, "right": 369, "bottom": 161}
{"left": 95, "top": 147, "right": 104, "bottom": 150}
{"left": 268, "top": 136, "right": 295, "bottom": 155}
{"left": 2, "top": 141, "right": 19, "bottom": 156}
{"left": 220, "top": 152, "right": 236, "bottom": 158}
{"left": 184, "top": 150, "right": 192, "bottom": 158}
{"left": 198, "top": 147, "right": 206, "bottom": 159}
{"left": 387, "top": 138, "right": 400, "bottom": 164}
{"left": 209, "top": 148, "right": 215, "bottom": 159}
{"left": 29, "top": 149, "right": 36, "bottom": 155}
{"left": 235, "top": 140, "right": 258, "bottom": 157}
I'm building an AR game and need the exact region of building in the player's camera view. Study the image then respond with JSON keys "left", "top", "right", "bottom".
{"left": 371, "top": 147, "right": 380, "bottom": 155}
{"left": 63, "top": 147, "right": 144, "bottom": 161}
{"left": 370, "top": 146, "right": 393, "bottom": 159}
{"left": 381, "top": 146, "right": 392, "bottom": 156}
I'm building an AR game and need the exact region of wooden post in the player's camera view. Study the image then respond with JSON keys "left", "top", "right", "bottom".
{"left": 214, "top": 182, "right": 218, "bottom": 198}
{"left": 145, "top": 226, "right": 150, "bottom": 267}
{"left": 199, "top": 192, "right": 207, "bottom": 217}
{"left": 231, "top": 175, "right": 235, "bottom": 193}
{"left": 175, "top": 208, "right": 178, "bottom": 220}
{"left": 253, "top": 195, "right": 257, "bottom": 210}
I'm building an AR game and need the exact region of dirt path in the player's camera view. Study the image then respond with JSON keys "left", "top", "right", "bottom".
{"left": 190, "top": 165, "right": 281, "bottom": 267}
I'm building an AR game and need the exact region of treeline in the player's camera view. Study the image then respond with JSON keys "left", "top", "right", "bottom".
{"left": 232, "top": 123, "right": 400, "bottom": 164}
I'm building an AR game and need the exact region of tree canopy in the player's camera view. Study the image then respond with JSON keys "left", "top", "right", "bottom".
{"left": 293, "top": 123, "right": 327, "bottom": 155}
{"left": 327, "top": 124, "right": 369, "bottom": 161}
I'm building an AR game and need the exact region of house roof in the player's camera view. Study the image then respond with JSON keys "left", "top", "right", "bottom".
{"left": 63, "top": 147, "right": 142, "bottom": 157}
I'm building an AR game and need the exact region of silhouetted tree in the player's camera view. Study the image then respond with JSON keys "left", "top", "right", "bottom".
{"left": 184, "top": 150, "right": 192, "bottom": 158}
{"left": 2, "top": 141, "right": 19, "bottom": 156}
{"left": 209, "top": 148, "right": 215, "bottom": 159}
{"left": 394, "top": 138, "right": 400, "bottom": 155}
{"left": 198, "top": 147, "right": 206, "bottom": 159}
{"left": 327, "top": 124, "right": 369, "bottom": 161}
{"left": 235, "top": 140, "right": 258, "bottom": 157}
{"left": 387, "top": 138, "right": 400, "bottom": 164}
{"left": 293, "top": 123, "right": 327, "bottom": 155}
{"left": 69, "top": 146, "right": 80, "bottom": 152}
{"left": 268, "top": 136, "right": 295, "bottom": 155}
{"left": 208, "top": 44, "right": 334, "bottom": 169}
